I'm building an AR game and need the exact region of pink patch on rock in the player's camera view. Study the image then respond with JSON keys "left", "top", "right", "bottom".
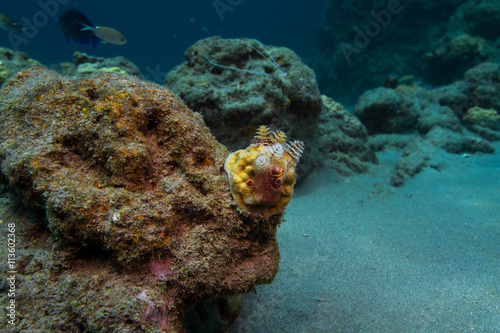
{"left": 137, "top": 291, "right": 170, "bottom": 330}
{"left": 148, "top": 258, "right": 172, "bottom": 281}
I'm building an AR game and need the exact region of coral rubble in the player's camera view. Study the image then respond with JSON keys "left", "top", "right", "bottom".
{"left": 0, "top": 67, "right": 283, "bottom": 332}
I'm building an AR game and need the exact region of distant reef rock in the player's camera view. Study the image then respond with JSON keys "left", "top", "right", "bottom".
{"left": 313, "top": 0, "right": 500, "bottom": 105}
{"left": 52, "top": 51, "right": 144, "bottom": 79}
{"left": 355, "top": 63, "right": 498, "bottom": 186}
{"left": 0, "top": 67, "right": 283, "bottom": 332}
{"left": 318, "top": 96, "right": 378, "bottom": 175}
{"left": 0, "top": 47, "right": 41, "bottom": 85}
{"left": 164, "top": 36, "right": 323, "bottom": 179}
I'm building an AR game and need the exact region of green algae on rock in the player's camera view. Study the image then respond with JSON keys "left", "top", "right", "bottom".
{"left": 0, "top": 67, "right": 282, "bottom": 332}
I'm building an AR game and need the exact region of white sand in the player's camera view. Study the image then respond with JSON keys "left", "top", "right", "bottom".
{"left": 229, "top": 142, "right": 500, "bottom": 332}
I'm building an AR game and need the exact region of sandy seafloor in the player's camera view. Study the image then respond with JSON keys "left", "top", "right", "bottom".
{"left": 228, "top": 142, "right": 500, "bottom": 333}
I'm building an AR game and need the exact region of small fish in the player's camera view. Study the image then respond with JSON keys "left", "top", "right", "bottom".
{"left": 79, "top": 22, "right": 127, "bottom": 45}
{"left": 399, "top": 75, "right": 415, "bottom": 82}
{"left": 425, "top": 52, "right": 438, "bottom": 59}
{"left": 0, "top": 13, "right": 25, "bottom": 33}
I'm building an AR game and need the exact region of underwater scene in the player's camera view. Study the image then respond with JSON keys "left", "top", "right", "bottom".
{"left": 0, "top": 0, "right": 499, "bottom": 332}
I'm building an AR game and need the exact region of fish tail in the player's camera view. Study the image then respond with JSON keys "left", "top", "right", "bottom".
{"left": 78, "top": 21, "right": 92, "bottom": 31}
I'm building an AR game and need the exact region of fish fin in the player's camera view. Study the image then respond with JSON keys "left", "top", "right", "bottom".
{"left": 78, "top": 21, "right": 92, "bottom": 31}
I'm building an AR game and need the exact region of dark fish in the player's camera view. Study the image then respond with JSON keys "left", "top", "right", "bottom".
{"left": 0, "top": 13, "right": 25, "bottom": 33}
{"left": 57, "top": 9, "right": 100, "bottom": 49}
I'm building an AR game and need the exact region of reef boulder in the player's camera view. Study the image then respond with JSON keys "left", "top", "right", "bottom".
{"left": 317, "top": 96, "right": 378, "bottom": 174}
{"left": 164, "top": 36, "right": 322, "bottom": 178}
{"left": 354, "top": 86, "right": 420, "bottom": 134}
{"left": 0, "top": 67, "right": 282, "bottom": 332}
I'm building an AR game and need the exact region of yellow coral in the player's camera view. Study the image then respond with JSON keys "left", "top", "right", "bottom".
{"left": 224, "top": 126, "right": 304, "bottom": 217}
{"left": 97, "top": 66, "right": 129, "bottom": 75}
{"left": 463, "top": 106, "right": 500, "bottom": 126}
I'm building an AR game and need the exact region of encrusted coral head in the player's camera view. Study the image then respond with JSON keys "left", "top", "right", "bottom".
{"left": 224, "top": 125, "right": 304, "bottom": 217}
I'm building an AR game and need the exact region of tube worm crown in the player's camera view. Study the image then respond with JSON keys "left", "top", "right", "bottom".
{"left": 224, "top": 125, "right": 304, "bottom": 217}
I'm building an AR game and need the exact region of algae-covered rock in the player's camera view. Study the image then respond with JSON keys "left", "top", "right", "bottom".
{"left": 462, "top": 106, "right": 500, "bottom": 141}
{"left": 52, "top": 51, "right": 143, "bottom": 79}
{"left": 426, "top": 126, "right": 495, "bottom": 154}
{"left": 423, "top": 33, "right": 489, "bottom": 84}
{"left": 164, "top": 37, "right": 322, "bottom": 178}
{"left": 450, "top": 0, "right": 500, "bottom": 40}
{"left": 0, "top": 47, "right": 42, "bottom": 85}
{"left": 317, "top": 96, "right": 377, "bottom": 174}
{"left": 354, "top": 86, "right": 420, "bottom": 134}
{"left": 463, "top": 62, "right": 500, "bottom": 112}
{"left": 0, "top": 67, "right": 282, "bottom": 332}
{"left": 448, "top": 34, "right": 487, "bottom": 58}
{"left": 353, "top": 67, "right": 497, "bottom": 185}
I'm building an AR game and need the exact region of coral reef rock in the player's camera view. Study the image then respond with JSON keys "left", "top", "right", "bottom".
{"left": 450, "top": 0, "right": 500, "bottom": 40}
{"left": 354, "top": 86, "right": 420, "bottom": 134}
{"left": 0, "top": 67, "right": 283, "bottom": 332}
{"left": 52, "top": 51, "right": 143, "bottom": 79}
{"left": 0, "top": 47, "right": 41, "bottom": 86}
{"left": 462, "top": 62, "right": 500, "bottom": 112}
{"left": 313, "top": 0, "right": 500, "bottom": 104}
{"left": 224, "top": 125, "right": 304, "bottom": 217}
{"left": 462, "top": 107, "right": 500, "bottom": 141}
{"left": 354, "top": 63, "right": 498, "bottom": 185}
{"left": 317, "top": 96, "right": 378, "bottom": 174}
{"left": 164, "top": 36, "right": 322, "bottom": 179}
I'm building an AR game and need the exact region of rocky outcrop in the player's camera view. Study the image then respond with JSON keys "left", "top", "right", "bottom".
{"left": 0, "top": 67, "right": 282, "bottom": 332}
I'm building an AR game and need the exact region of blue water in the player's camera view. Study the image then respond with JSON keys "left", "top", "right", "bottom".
{"left": 1, "top": 0, "right": 324, "bottom": 82}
